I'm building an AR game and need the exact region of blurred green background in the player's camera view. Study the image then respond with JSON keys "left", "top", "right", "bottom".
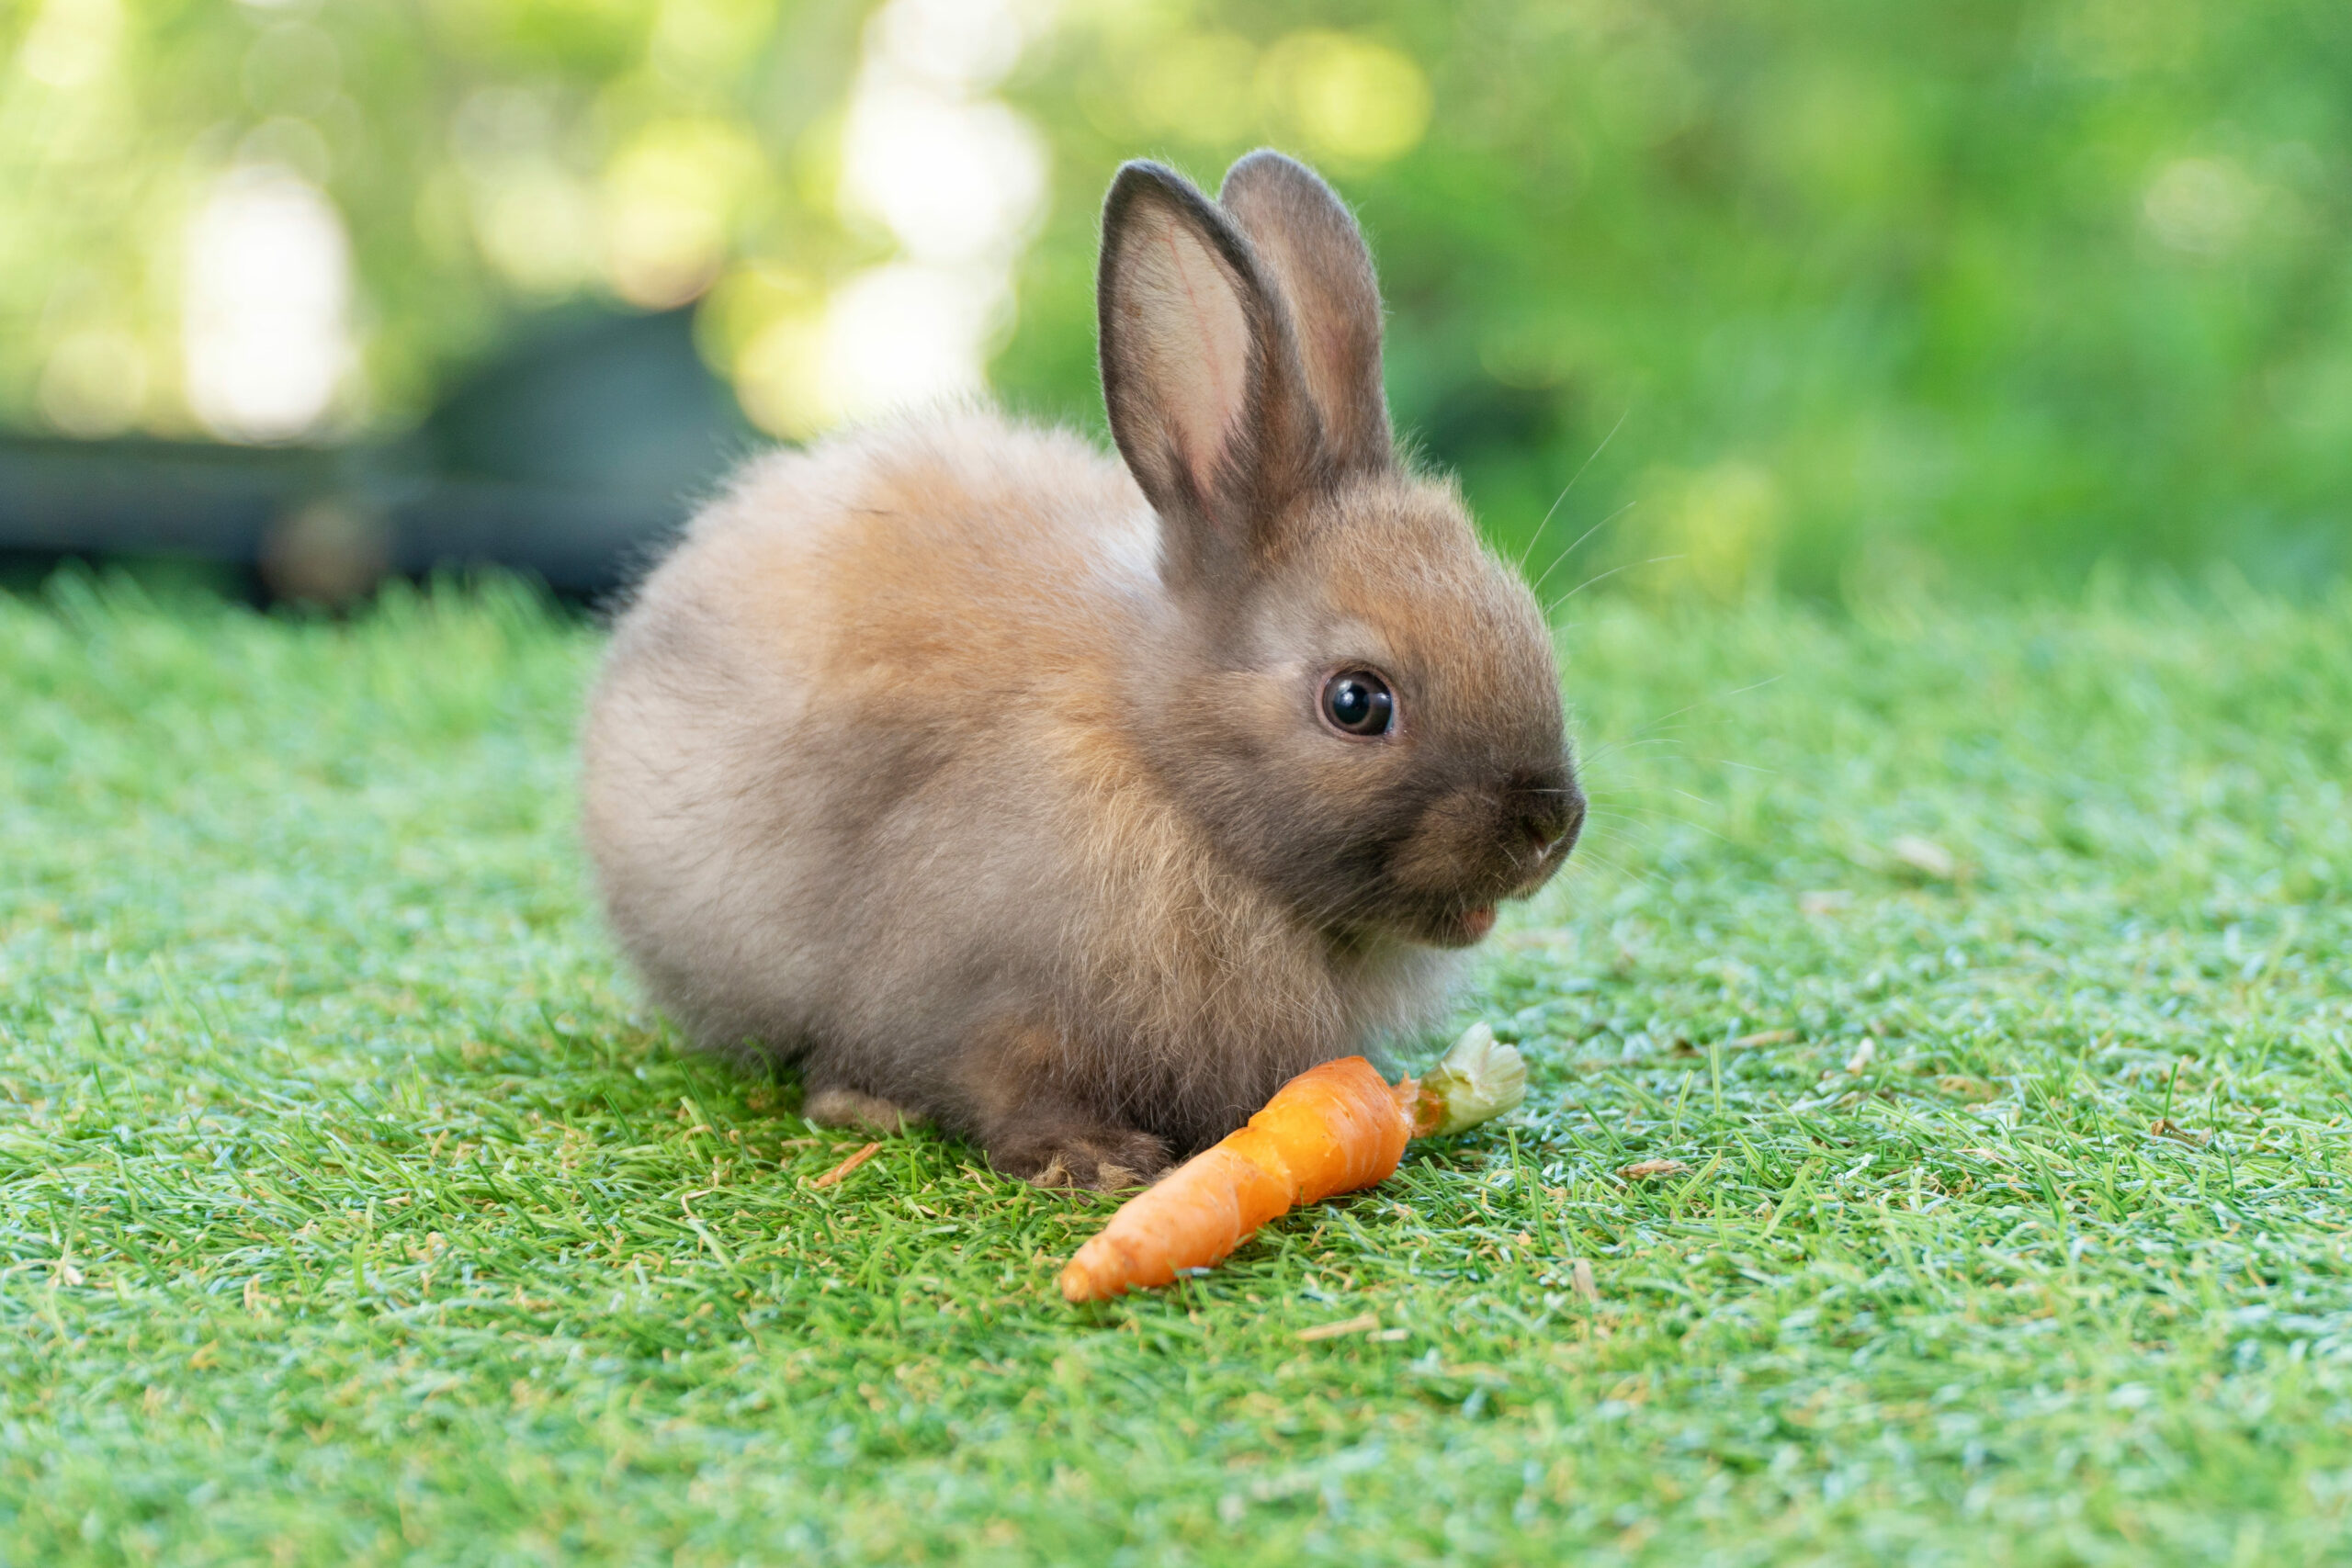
{"left": 6, "top": 0, "right": 2349, "bottom": 599}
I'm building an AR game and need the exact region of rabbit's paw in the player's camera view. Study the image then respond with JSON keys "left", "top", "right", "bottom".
{"left": 805, "top": 1087, "right": 926, "bottom": 1135}
{"left": 992, "top": 1122, "right": 1171, "bottom": 1191}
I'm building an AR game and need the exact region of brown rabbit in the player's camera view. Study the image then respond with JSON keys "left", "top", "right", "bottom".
{"left": 582, "top": 151, "right": 1583, "bottom": 1189}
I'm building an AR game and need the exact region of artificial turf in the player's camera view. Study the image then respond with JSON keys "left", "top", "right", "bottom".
{"left": 4, "top": 569, "right": 2350, "bottom": 1565}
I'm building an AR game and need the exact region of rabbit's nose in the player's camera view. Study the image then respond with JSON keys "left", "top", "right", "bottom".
{"left": 1506, "top": 766, "right": 1585, "bottom": 861}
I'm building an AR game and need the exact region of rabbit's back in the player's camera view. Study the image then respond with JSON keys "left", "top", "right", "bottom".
{"left": 582, "top": 411, "right": 1170, "bottom": 1082}
{"left": 612, "top": 408, "right": 1156, "bottom": 716}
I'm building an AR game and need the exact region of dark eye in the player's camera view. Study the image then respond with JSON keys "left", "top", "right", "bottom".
{"left": 1320, "top": 670, "right": 1396, "bottom": 737}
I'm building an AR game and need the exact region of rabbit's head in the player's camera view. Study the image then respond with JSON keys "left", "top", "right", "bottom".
{"left": 1101, "top": 152, "right": 1583, "bottom": 951}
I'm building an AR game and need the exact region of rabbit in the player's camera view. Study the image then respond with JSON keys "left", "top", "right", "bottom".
{"left": 582, "top": 150, "right": 1584, "bottom": 1190}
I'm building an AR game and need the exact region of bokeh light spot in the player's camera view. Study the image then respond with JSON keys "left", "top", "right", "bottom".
{"left": 599, "top": 118, "right": 766, "bottom": 308}
{"left": 39, "top": 330, "right": 149, "bottom": 437}
{"left": 1650, "top": 460, "right": 1785, "bottom": 603}
{"left": 17, "top": 0, "right": 122, "bottom": 90}
{"left": 181, "top": 167, "right": 354, "bottom": 444}
{"left": 1261, "top": 31, "right": 1431, "bottom": 165}
{"left": 2143, "top": 156, "right": 2256, "bottom": 256}
{"left": 1130, "top": 32, "right": 1259, "bottom": 146}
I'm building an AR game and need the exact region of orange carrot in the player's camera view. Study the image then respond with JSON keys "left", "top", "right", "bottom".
{"left": 1058, "top": 1025, "right": 1524, "bottom": 1302}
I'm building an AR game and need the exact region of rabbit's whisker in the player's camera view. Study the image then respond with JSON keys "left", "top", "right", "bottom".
{"left": 1618, "top": 676, "right": 1783, "bottom": 741}
{"left": 1573, "top": 736, "right": 1685, "bottom": 768}
{"left": 1556, "top": 846, "right": 1664, "bottom": 893}
{"left": 1514, "top": 404, "right": 1632, "bottom": 573}
{"left": 1585, "top": 806, "right": 1731, "bottom": 844}
{"left": 1541, "top": 551, "right": 1682, "bottom": 612}
{"left": 1528, "top": 502, "right": 1643, "bottom": 598}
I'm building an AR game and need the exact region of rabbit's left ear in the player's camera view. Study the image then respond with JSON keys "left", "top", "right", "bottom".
{"left": 1219, "top": 150, "right": 1393, "bottom": 476}
{"left": 1097, "top": 160, "right": 1322, "bottom": 589}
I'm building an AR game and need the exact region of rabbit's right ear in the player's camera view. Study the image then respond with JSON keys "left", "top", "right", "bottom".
{"left": 1217, "top": 151, "right": 1392, "bottom": 476}
{"left": 1098, "top": 161, "right": 1317, "bottom": 590}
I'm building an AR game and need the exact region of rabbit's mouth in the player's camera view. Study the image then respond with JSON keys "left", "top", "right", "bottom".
{"left": 1308, "top": 763, "right": 1582, "bottom": 949}
{"left": 1378, "top": 790, "right": 1578, "bottom": 947}
{"left": 1400, "top": 901, "right": 1498, "bottom": 950}
{"left": 1451, "top": 905, "right": 1498, "bottom": 944}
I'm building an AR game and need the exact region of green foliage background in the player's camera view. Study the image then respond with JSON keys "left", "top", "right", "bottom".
{"left": 6, "top": 0, "right": 2350, "bottom": 593}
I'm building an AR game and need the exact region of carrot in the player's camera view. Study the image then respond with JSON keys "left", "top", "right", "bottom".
{"left": 1057, "top": 1024, "right": 1526, "bottom": 1302}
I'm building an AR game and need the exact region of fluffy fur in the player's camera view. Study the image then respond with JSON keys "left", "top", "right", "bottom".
{"left": 582, "top": 152, "right": 1583, "bottom": 1188}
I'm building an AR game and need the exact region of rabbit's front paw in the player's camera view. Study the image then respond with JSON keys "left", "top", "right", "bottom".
{"left": 991, "top": 1122, "right": 1171, "bottom": 1191}
{"left": 804, "top": 1086, "right": 925, "bottom": 1135}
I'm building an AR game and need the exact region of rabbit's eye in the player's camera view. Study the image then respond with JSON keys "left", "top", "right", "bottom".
{"left": 1321, "top": 671, "right": 1396, "bottom": 738}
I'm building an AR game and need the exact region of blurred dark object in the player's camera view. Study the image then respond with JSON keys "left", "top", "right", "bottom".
{"left": 0, "top": 306, "right": 754, "bottom": 604}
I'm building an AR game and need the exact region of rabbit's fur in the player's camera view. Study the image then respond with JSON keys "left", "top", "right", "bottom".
{"left": 582, "top": 152, "right": 1583, "bottom": 1188}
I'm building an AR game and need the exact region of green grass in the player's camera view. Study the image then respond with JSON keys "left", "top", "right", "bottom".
{"left": 4, "top": 570, "right": 2350, "bottom": 1566}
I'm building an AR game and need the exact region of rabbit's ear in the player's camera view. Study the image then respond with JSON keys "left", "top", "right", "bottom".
{"left": 1218, "top": 151, "right": 1392, "bottom": 475}
{"left": 1098, "top": 160, "right": 1319, "bottom": 586}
